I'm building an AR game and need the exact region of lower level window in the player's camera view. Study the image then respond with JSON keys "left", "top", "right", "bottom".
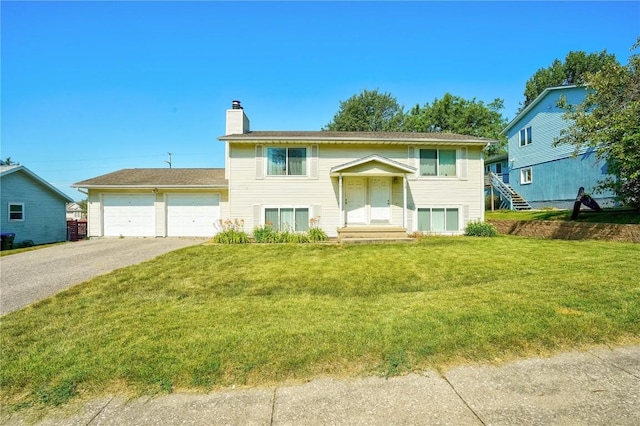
{"left": 265, "top": 207, "right": 309, "bottom": 232}
{"left": 520, "top": 168, "right": 532, "bottom": 184}
{"left": 417, "top": 207, "right": 459, "bottom": 232}
{"left": 9, "top": 203, "right": 24, "bottom": 221}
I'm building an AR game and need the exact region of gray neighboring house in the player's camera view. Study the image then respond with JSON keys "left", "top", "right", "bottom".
{"left": 72, "top": 168, "right": 228, "bottom": 238}
{"left": 0, "top": 165, "right": 74, "bottom": 245}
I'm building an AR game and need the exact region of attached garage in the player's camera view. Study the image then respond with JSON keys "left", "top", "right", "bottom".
{"left": 72, "top": 168, "right": 228, "bottom": 238}
{"left": 166, "top": 194, "right": 220, "bottom": 237}
{"left": 103, "top": 194, "right": 155, "bottom": 237}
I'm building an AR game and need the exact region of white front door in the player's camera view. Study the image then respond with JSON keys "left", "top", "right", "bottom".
{"left": 370, "top": 177, "right": 391, "bottom": 222}
{"left": 167, "top": 194, "right": 220, "bottom": 237}
{"left": 345, "top": 178, "right": 366, "bottom": 224}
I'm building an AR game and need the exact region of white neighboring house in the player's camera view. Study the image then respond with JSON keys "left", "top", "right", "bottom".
{"left": 73, "top": 101, "right": 495, "bottom": 238}
{"left": 66, "top": 202, "right": 85, "bottom": 220}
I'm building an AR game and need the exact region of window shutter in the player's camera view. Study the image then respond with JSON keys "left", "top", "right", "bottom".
{"left": 310, "top": 144, "right": 319, "bottom": 179}
{"left": 256, "top": 144, "right": 264, "bottom": 179}
{"left": 253, "top": 205, "right": 262, "bottom": 227}
{"left": 463, "top": 205, "right": 470, "bottom": 228}
{"left": 408, "top": 146, "right": 416, "bottom": 178}
{"left": 458, "top": 147, "right": 468, "bottom": 180}
{"left": 311, "top": 204, "right": 322, "bottom": 220}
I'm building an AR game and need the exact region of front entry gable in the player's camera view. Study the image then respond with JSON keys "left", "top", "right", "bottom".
{"left": 330, "top": 155, "right": 416, "bottom": 176}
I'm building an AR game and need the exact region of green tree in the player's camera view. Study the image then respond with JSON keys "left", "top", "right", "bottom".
{"left": 323, "top": 89, "right": 404, "bottom": 131}
{"left": 555, "top": 39, "right": 640, "bottom": 208}
{"left": 404, "top": 93, "right": 508, "bottom": 155}
{"left": 523, "top": 50, "right": 618, "bottom": 109}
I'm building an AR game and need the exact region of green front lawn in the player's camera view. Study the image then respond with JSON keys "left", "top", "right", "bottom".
{"left": 1, "top": 237, "right": 639, "bottom": 412}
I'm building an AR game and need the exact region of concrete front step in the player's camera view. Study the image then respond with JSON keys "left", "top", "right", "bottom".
{"left": 340, "top": 238, "right": 417, "bottom": 245}
{"left": 338, "top": 227, "right": 411, "bottom": 242}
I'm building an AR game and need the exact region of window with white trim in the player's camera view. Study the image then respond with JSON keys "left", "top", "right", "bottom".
{"left": 417, "top": 207, "right": 459, "bottom": 232}
{"left": 519, "top": 126, "right": 532, "bottom": 147}
{"left": 9, "top": 203, "right": 24, "bottom": 221}
{"left": 520, "top": 167, "right": 532, "bottom": 184}
{"left": 265, "top": 207, "right": 309, "bottom": 232}
{"left": 267, "top": 147, "right": 307, "bottom": 176}
{"left": 419, "top": 149, "right": 456, "bottom": 176}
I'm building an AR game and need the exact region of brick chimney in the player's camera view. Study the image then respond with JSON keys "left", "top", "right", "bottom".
{"left": 225, "top": 100, "right": 250, "bottom": 135}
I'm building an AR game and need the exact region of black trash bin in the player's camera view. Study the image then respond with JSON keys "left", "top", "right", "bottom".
{"left": 1, "top": 233, "right": 16, "bottom": 250}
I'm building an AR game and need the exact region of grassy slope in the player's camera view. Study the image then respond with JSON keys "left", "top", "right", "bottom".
{"left": 1, "top": 237, "right": 639, "bottom": 411}
{"left": 485, "top": 208, "right": 640, "bottom": 224}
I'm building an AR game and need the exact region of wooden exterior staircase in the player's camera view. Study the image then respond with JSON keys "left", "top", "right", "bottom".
{"left": 486, "top": 172, "right": 532, "bottom": 211}
{"left": 338, "top": 226, "right": 415, "bottom": 244}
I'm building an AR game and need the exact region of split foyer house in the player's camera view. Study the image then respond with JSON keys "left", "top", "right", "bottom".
{"left": 73, "top": 101, "right": 495, "bottom": 238}
{"left": 499, "top": 85, "right": 615, "bottom": 210}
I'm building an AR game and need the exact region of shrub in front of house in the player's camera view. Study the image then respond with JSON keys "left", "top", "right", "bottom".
{"left": 465, "top": 220, "right": 498, "bottom": 237}
{"left": 213, "top": 219, "right": 250, "bottom": 244}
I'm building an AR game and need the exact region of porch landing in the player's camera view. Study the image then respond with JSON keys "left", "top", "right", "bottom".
{"left": 338, "top": 226, "right": 416, "bottom": 244}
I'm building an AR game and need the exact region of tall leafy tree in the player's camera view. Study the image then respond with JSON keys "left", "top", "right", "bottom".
{"left": 404, "top": 93, "right": 508, "bottom": 155}
{"left": 323, "top": 89, "right": 404, "bottom": 131}
{"left": 523, "top": 50, "right": 618, "bottom": 109}
{"left": 555, "top": 39, "right": 640, "bottom": 208}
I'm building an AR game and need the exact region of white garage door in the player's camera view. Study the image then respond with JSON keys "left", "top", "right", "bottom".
{"left": 103, "top": 195, "right": 156, "bottom": 237}
{"left": 167, "top": 194, "right": 220, "bottom": 237}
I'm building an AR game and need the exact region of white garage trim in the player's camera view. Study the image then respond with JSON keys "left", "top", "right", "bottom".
{"left": 103, "top": 194, "right": 156, "bottom": 237}
{"left": 166, "top": 193, "right": 220, "bottom": 237}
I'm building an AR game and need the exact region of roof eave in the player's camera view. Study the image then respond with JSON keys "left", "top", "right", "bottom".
{"left": 501, "top": 84, "right": 581, "bottom": 135}
{"left": 71, "top": 184, "right": 228, "bottom": 189}
{"left": 219, "top": 136, "right": 494, "bottom": 145}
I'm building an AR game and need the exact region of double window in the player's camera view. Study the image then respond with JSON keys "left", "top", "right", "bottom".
{"left": 267, "top": 147, "right": 307, "bottom": 176}
{"left": 519, "top": 127, "right": 532, "bottom": 147}
{"left": 520, "top": 167, "right": 532, "bottom": 184}
{"left": 419, "top": 149, "right": 457, "bottom": 176}
{"left": 8, "top": 203, "right": 24, "bottom": 221}
{"left": 265, "top": 207, "right": 309, "bottom": 232}
{"left": 417, "top": 207, "right": 459, "bottom": 232}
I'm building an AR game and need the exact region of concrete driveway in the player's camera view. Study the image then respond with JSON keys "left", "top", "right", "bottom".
{"left": 0, "top": 238, "right": 205, "bottom": 315}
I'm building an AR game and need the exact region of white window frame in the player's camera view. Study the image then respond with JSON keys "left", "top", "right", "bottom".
{"left": 418, "top": 148, "right": 457, "bottom": 177}
{"left": 519, "top": 126, "right": 532, "bottom": 147}
{"left": 265, "top": 146, "right": 309, "bottom": 177}
{"left": 415, "top": 206, "right": 461, "bottom": 233}
{"left": 262, "top": 205, "right": 310, "bottom": 232}
{"left": 520, "top": 167, "right": 532, "bottom": 184}
{"left": 8, "top": 203, "right": 25, "bottom": 222}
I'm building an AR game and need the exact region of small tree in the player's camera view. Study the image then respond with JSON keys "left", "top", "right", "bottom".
{"left": 323, "top": 89, "right": 404, "bottom": 132}
{"left": 555, "top": 39, "right": 640, "bottom": 208}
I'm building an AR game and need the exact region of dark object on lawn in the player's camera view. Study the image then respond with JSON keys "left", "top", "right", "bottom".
{"left": 571, "top": 187, "right": 602, "bottom": 220}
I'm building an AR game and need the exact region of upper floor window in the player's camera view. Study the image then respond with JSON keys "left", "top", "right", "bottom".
{"left": 267, "top": 147, "right": 307, "bottom": 176}
{"left": 420, "top": 149, "right": 456, "bottom": 176}
{"left": 9, "top": 203, "right": 24, "bottom": 221}
{"left": 519, "top": 126, "right": 532, "bottom": 147}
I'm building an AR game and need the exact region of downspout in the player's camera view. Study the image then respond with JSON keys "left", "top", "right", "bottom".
{"left": 339, "top": 173, "right": 343, "bottom": 228}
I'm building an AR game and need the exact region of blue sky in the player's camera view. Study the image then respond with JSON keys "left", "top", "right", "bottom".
{"left": 2, "top": 1, "right": 639, "bottom": 201}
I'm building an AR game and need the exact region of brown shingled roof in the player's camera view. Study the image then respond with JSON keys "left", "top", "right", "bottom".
{"left": 72, "top": 168, "right": 227, "bottom": 188}
{"left": 218, "top": 131, "right": 495, "bottom": 144}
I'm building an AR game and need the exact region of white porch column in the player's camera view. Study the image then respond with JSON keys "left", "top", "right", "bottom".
{"left": 339, "top": 173, "right": 344, "bottom": 228}
{"left": 403, "top": 174, "right": 408, "bottom": 229}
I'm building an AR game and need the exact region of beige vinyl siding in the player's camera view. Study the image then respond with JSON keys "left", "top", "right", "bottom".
{"left": 229, "top": 143, "right": 485, "bottom": 237}
{"left": 87, "top": 191, "right": 102, "bottom": 237}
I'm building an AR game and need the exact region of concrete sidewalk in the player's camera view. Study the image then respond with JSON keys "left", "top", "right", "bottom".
{"left": 4, "top": 345, "right": 638, "bottom": 425}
